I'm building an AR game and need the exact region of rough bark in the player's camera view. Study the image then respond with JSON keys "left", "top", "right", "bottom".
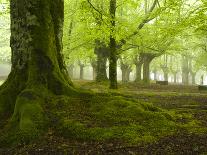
{"left": 0, "top": 0, "right": 76, "bottom": 139}
{"left": 109, "top": 0, "right": 117, "bottom": 89}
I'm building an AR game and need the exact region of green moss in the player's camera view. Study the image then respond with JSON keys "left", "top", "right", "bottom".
{"left": 52, "top": 95, "right": 178, "bottom": 144}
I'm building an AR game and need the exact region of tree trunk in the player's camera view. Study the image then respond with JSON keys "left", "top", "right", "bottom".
{"left": 109, "top": 0, "right": 117, "bottom": 89}
{"left": 135, "top": 62, "right": 143, "bottom": 82}
{"left": 68, "top": 64, "right": 74, "bottom": 79}
{"left": 94, "top": 40, "right": 109, "bottom": 82}
{"left": 173, "top": 73, "right": 177, "bottom": 83}
{"left": 191, "top": 72, "right": 196, "bottom": 85}
{"left": 79, "top": 64, "right": 84, "bottom": 80}
{"left": 182, "top": 56, "right": 189, "bottom": 85}
{"left": 0, "top": 0, "right": 75, "bottom": 138}
{"left": 91, "top": 60, "right": 97, "bottom": 81}
{"left": 126, "top": 69, "right": 131, "bottom": 82}
{"left": 143, "top": 54, "right": 154, "bottom": 84}
{"left": 164, "top": 71, "right": 168, "bottom": 81}
{"left": 182, "top": 72, "right": 189, "bottom": 85}
{"left": 153, "top": 70, "right": 157, "bottom": 81}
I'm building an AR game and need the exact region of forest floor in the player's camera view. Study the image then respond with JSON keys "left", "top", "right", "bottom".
{"left": 1, "top": 80, "right": 207, "bottom": 155}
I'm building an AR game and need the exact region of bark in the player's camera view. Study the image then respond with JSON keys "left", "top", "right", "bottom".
{"left": 94, "top": 40, "right": 109, "bottom": 82}
{"left": 142, "top": 54, "right": 155, "bottom": 84}
{"left": 0, "top": 0, "right": 76, "bottom": 139}
{"left": 109, "top": 0, "right": 117, "bottom": 89}
{"left": 181, "top": 56, "right": 189, "bottom": 85}
{"left": 120, "top": 63, "right": 131, "bottom": 83}
{"left": 191, "top": 72, "right": 196, "bottom": 85}
{"left": 91, "top": 60, "right": 97, "bottom": 81}
{"left": 78, "top": 62, "right": 84, "bottom": 80}
{"left": 134, "top": 55, "right": 143, "bottom": 82}
{"left": 163, "top": 71, "right": 168, "bottom": 81}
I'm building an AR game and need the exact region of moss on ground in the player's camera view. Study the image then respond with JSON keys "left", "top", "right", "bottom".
{"left": 1, "top": 81, "right": 207, "bottom": 149}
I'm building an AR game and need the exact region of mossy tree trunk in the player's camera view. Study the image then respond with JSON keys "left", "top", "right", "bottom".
{"left": 120, "top": 62, "right": 131, "bottom": 83}
{"left": 142, "top": 54, "right": 155, "bottom": 84}
{"left": 94, "top": 40, "right": 109, "bottom": 82}
{"left": 109, "top": 0, "right": 117, "bottom": 89}
{"left": 90, "top": 59, "right": 97, "bottom": 81}
{"left": 0, "top": 0, "right": 76, "bottom": 137}
{"left": 134, "top": 55, "right": 143, "bottom": 82}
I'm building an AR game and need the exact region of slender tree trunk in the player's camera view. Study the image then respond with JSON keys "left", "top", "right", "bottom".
{"left": 182, "top": 56, "right": 189, "bottom": 85}
{"left": 0, "top": 0, "right": 75, "bottom": 138}
{"left": 126, "top": 69, "right": 131, "bottom": 82}
{"left": 173, "top": 73, "right": 177, "bottom": 83}
{"left": 109, "top": 0, "right": 117, "bottom": 89}
{"left": 121, "top": 68, "right": 127, "bottom": 83}
{"left": 79, "top": 64, "right": 84, "bottom": 80}
{"left": 191, "top": 72, "right": 196, "bottom": 85}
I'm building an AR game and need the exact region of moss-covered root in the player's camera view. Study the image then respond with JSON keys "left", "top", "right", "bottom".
{"left": 3, "top": 89, "right": 47, "bottom": 145}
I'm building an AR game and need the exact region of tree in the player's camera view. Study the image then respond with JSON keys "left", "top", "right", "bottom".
{"left": 0, "top": 0, "right": 76, "bottom": 137}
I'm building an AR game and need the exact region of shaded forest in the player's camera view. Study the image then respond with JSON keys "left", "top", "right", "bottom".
{"left": 0, "top": 0, "right": 207, "bottom": 154}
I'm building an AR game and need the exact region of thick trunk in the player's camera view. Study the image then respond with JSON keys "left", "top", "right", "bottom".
{"left": 109, "top": 0, "right": 117, "bottom": 89}
{"left": 121, "top": 67, "right": 131, "bottom": 83}
{"left": 135, "top": 62, "right": 143, "bottom": 82}
{"left": 143, "top": 60, "right": 150, "bottom": 84}
{"left": 91, "top": 60, "right": 97, "bottom": 81}
{"left": 94, "top": 41, "right": 109, "bottom": 82}
{"left": 0, "top": 0, "right": 75, "bottom": 138}
{"left": 120, "top": 62, "right": 131, "bottom": 83}
{"left": 143, "top": 54, "right": 154, "bottom": 84}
